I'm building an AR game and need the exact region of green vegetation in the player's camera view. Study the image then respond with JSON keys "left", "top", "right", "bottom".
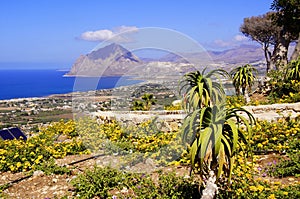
{"left": 72, "top": 167, "right": 201, "bottom": 199}
{"left": 268, "top": 58, "right": 300, "bottom": 103}
{"left": 131, "top": 93, "right": 156, "bottom": 111}
{"left": 180, "top": 68, "right": 255, "bottom": 198}
{"left": 230, "top": 64, "right": 257, "bottom": 103}
{"left": 0, "top": 114, "right": 299, "bottom": 198}
{"left": 0, "top": 120, "right": 87, "bottom": 173}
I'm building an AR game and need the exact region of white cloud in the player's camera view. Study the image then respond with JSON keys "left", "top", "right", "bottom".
{"left": 213, "top": 39, "right": 233, "bottom": 48}
{"left": 208, "top": 34, "right": 251, "bottom": 50}
{"left": 115, "top": 25, "right": 138, "bottom": 33}
{"left": 234, "top": 34, "right": 248, "bottom": 42}
{"left": 80, "top": 26, "right": 138, "bottom": 42}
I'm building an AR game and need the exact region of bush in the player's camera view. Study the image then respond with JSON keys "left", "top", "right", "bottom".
{"left": 71, "top": 166, "right": 201, "bottom": 199}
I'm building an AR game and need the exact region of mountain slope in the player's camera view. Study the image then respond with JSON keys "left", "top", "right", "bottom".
{"left": 66, "top": 43, "right": 142, "bottom": 76}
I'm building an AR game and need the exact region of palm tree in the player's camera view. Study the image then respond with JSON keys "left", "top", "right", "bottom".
{"left": 180, "top": 68, "right": 229, "bottom": 111}
{"left": 230, "top": 64, "right": 257, "bottom": 103}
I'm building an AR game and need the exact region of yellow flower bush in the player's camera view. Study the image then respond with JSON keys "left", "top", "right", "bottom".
{"left": 0, "top": 120, "right": 88, "bottom": 172}
{"left": 251, "top": 117, "right": 300, "bottom": 153}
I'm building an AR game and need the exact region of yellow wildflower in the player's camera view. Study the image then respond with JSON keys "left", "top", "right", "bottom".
{"left": 268, "top": 194, "right": 275, "bottom": 199}
{"left": 249, "top": 186, "right": 257, "bottom": 191}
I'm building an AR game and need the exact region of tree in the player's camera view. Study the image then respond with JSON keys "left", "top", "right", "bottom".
{"left": 230, "top": 64, "right": 257, "bottom": 103}
{"left": 240, "top": 12, "right": 280, "bottom": 72}
{"left": 271, "top": 0, "right": 300, "bottom": 61}
{"left": 180, "top": 68, "right": 254, "bottom": 199}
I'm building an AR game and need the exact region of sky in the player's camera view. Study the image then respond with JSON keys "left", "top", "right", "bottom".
{"left": 0, "top": 0, "right": 274, "bottom": 69}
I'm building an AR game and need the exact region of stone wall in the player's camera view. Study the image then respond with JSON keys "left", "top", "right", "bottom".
{"left": 242, "top": 102, "right": 300, "bottom": 121}
{"left": 91, "top": 102, "right": 300, "bottom": 130}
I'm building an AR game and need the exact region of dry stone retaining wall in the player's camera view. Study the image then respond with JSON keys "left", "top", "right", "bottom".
{"left": 91, "top": 102, "right": 300, "bottom": 130}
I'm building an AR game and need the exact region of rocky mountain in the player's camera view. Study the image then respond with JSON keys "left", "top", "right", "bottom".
{"left": 66, "top": 43, "right": 142, "bottom": 76}
{"left": 67, "top": 43, "right": 266, "bottom": 77}
{"left": 210, "top": 44, "right": 264, "bottom": 64}
{"left": 159, "top": 45, "right": 265, "bottom": 65}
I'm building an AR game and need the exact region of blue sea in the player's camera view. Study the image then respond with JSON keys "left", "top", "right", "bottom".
{"left": 0, "top": 70, "right": 142, "bottom": 100}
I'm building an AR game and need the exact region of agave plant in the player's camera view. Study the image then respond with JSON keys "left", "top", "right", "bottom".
{"left": 285, "top": 57, "right": 300, "bottom": 81}
{"left": 180, "top": 68, "right": 255, "bottom": 198}
{"left": 230, "top": 64, "right": 257, "bottom": 103}
{"left": 182, "top": 103, "right": 255, "bottom": 182}
{"left": 141, "top": 93, "right": 156, "bottom": 111}
{"left": 180, "top": 68, "right": 229, "bottom": 111}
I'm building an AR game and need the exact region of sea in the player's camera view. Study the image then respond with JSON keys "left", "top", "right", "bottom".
{"left": 0, "top": 70, "right": 142, "bottom": 100}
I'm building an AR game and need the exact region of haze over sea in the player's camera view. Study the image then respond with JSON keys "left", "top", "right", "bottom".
{"left": 0, "top": 69, "right": 142, "bottom": 100}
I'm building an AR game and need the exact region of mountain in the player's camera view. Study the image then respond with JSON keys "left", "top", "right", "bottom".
{"left": 67, "top": 43, "right": 266, "bottom": 77}
{"left": 209, "top": 44, "right": 264, "bottom": 64}
{"left": 66, "top": 43, "right": 142, "bottom": 76}
{"left": 159, "top": 45, "right": 265, "bottom": 65}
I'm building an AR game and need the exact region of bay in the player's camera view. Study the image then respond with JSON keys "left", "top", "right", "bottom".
{"left": 0, "top": 70, "right": 142, "bottom": 100}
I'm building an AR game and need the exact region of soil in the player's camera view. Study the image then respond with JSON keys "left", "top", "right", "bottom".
{"left": 1, "top": 153, "right": 298, "bottom": 198}
{"left": 0, "top": 154, "right": 192, "bottom": 198}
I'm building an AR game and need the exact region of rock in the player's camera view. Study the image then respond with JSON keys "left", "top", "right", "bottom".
{"left": 33, "top": 170, "right": 44, "bottom": 177}
{"left": 169, "top": 122, "right": 179, "bottom": 132}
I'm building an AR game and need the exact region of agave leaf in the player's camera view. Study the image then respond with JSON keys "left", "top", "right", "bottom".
{"left": 217, "top": 144, "right": 226, "bottom": 179}
{"left": 226, "top": 119, "right": 238, "bottom": 154}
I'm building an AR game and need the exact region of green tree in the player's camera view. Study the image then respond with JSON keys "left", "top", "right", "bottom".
{"left": 271, "top": 0, "right": 300, "bottom": 61}
{"left": 230, "top": 64, "right": 257, "bottom": 103}
{"left": 240, "top": 12, "right": 281, "bottom": 72}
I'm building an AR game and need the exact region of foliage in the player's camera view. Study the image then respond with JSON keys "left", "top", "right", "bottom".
{"left": 240, "top": 12, "right": 280, "bottom": 71}
{"left": 76, "top": 117, "right": 183, "bottom": 166}
{"left": 164, "top": 103, "right": 182, "bottom": 110}
{"left": 271, "top": 0, "right": 300, "bottom": 37}
{"left": 180, "top": 68, "right": 229, "bottom": 111}
{"left": 286, "top": 57, "right": 300, "bottom": 80}
{"left": 131, "top": 93, "right": 156, "bottom": 111}
{"left": 230, "top": 64, "right": 257, "bottom": 99}
{"left": 268, "top": 58, "right": 300, "bottom": 103}
{"left": 271, "top": 0, "right": 300, "bottom": 60}
{"left": 33, "top": 158, "right": 72, "bottom": 175}
{"left": 267, "top": 152, "right": 300, "bottom": 177}
{"left": 182, "top": 103, "right": 255, "bottom": 182}
{"left": 251, "top": 117, "right": 300, "bottom": 153}
{"left": 180, "top": 67, "right": 254, "bottom": 192}
{"left": 0, "top": 120, "right": 88, "bottom": 173}
{"left": 71, "top": 166, "right": 201, "bottom": 199}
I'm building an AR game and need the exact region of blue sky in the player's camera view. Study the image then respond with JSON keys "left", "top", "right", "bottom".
{"left": 0, "top": 0, "right": 273, "bottom": 69}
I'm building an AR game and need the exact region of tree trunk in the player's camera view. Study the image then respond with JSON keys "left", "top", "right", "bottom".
{"left": 201, "top": 171, "right": 218, "bottom": 199}
{"left": 244, "top": 89, "right": 251, "bottom": 104}
{"left": 263, "top": 43, "right": 274, "bottom": 73}
{"left": 271, "top": 30, "right": 291, "bottom": 71}
{"left": 291, "top": 32, "right": 300, "bottom": 61}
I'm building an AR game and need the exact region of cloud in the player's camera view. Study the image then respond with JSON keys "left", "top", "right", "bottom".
{"left": 207, "top": 34, "right": 251, "bottom": 50}
{"left": 234, "top": 34, "right": 248, "bottom": 42}
{"left": 212, "top": 39, "right": 233, "bottom": 48}
{"left": 80, "top": 26, "right": 138, "bottom": 42}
